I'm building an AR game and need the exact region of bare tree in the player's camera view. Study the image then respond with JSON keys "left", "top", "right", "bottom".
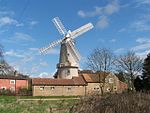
{"left": 86, "top": 48, "right": 114, "bottom": 95}
{"left": 87, "top": 48, "right": 114, "bottom": 72}
{"left": 114, "top": 51, "right": 143, "bottom": 90}
{"left": 0, "top": 44, "right": 14, "bottom": 75}
{"left": 0, "top": 44, "right": 4, "bottom": 60}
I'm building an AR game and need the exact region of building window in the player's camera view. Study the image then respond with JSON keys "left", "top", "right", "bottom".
{"left": 109, "top": 78, "right": 114, "bottom": 83}
{"left": 94, "top": 87, "right": 100, "bottom": 91}
{"left": 50, "top": 87, "right": 55, "bottom": 90}
{"left": 68, "top": 87, "right": 71, "bottom": 90}
{"left": 1, "top": 87, "right": 6, "bottom": 90}
{"left": 10, "top": 80, "right": 15, "bottom": 84}
{"left": 114, "top": 87, "right": 117, "bottom": 91}
{"left": 106, "top": 88, "right": 110, "bottom": 92}
{"left": 40, "top": 87, "right": 44, "bottom": 90}
{"left": 10, "top": 87, "right": 15, "bottom": 92}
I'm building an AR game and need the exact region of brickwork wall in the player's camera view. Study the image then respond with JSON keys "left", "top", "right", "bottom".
{"left": 33, "top": 85, "right": 86, "bottom": 96}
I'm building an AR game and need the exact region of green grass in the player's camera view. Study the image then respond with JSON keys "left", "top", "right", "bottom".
{"left": 0, "top": 96, "right": 78, "bottom": 113}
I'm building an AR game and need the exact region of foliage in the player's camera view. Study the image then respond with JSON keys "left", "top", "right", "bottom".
{"left": 18, "top": 88, "right": 32, "bottom": 96}
{"left": 0, "top": 89, "right": 15, "bottom": 96}
{"left": 142, "top": 53, "right": 150, "bottom": 90}
{"left": 70, "top": 92, "right": 150, "bottom": 113}
{"left": 115, "top": 71, "right": 126, "bottom": 82}
{"left": 134, "top": 76, "right": 143, "bottom": 91}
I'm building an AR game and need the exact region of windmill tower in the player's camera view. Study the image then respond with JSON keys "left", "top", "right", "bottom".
{"left": 40, "top": 17, "right": 93, "bottom": 79}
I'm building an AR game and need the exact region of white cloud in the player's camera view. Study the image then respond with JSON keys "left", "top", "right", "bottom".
{"left": 136, "top": 0, "right": 150, "bottom": 7}
{"left": 78, "top": 1, "right": 120, "bottom": 18}
{"left": 0, "top": 11, "right": 14, "bottom": 16}
{"left": 0, "top": 16, "right": 23, "bottom": 27}
{"left": 118, "top": 28, "right": 126, "bottom": 32}
{"left": 130, "top": 14, "right": 150, "bottom": 31}
{"left": 136, "top": 37, "right": 150, "bottom": 43}
{"left": 131, "top": 20, "right": 150, "bottom": 31}
{"left": 39, "top": 72, "right": 50, "bottom": 78}
{"left": 78, "top": 1, "right": 120, "bottom": 29}
{"left": 16, "top": 23, "right": 24, "bottom": 27}
{"left": 29, "top": 47, "right": 39, "bottom": 51}
{"left": 46, "top": 48, "right": 59, "bottom": 55}
{"left": 4, "top": 50, "right": 25, "bottom": 58}
{"left": 96, "top": 16, "right": 109, "bottom": 29}
{"left": 0, "top": 16, "right": 17, "bottom": 26}
{"left": 131, "top": 37, "right": 150, "bottom": 51}
{"left": 136, "top": 49, "right": 150, "bottom": 58}
{"left": 131, "top": 43, "right": 150, "bottom": 51}
{"left": 13, "top": 32, "right": 35, "bottom": 41}
{"left": 78, "top": 6, "right": 102, "bottom": 18}
{"left": 40, "top": 61, "right": 48, "bottom": 67}
{"left": 131, "top": 37, "right": 150, "bottom": 58}
{"left": 110, "top": 39, "right": 116, "bottom": 43}
{"left": 29, "top": 21, "right": 39, "bottom": 27}
{"left": 114, "top": 48, "right": 125, "bottom": 53}
{"left": 78, "top": 10, "right": 87, "bottom": 18}
{"left": 103, "top": 1, "right": 120, "bottom": 15}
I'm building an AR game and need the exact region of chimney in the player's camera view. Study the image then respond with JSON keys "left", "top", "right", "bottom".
{"left": 14, "top": 70, "right": 19, "bottom": 77}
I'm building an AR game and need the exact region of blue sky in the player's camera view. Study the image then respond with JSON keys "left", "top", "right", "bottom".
{"left": 0, "top": 0, "right": 150, "bottom": 77}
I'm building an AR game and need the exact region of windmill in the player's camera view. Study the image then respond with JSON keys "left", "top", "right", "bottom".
{"left": 40, "top": 17, "right": 93, "bottom": 79}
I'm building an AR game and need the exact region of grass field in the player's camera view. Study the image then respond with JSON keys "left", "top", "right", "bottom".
{"left": 0, "top": 96, "right": 78, "bottom": 113}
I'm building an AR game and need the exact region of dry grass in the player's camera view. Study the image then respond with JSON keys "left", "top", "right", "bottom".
{"left": 70, "top": 92, "right": 150, "bottom": 113}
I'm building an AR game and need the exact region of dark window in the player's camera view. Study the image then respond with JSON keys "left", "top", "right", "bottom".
{"left": 68, "top": 88, "right": 71, "bottom": 90}
{"left": 50, "top": 87, "right": 55, "bottom": 90}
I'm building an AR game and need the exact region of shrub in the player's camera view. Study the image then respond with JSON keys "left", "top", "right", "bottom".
{"left": 70, "top": 92, "right": 150, "bottom": 113}
{"left": 18, "top": 88, "right": 31, "bottom": 96}
{"left": 0, "top": 89, "right": 15, "bottom": 96}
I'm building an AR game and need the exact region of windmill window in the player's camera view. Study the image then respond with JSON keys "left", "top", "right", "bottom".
{"left": 67, "top": 70, "right": 70, "bottom": 75}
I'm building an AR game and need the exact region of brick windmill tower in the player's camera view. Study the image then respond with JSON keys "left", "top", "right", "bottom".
{"left": 40, "top": 17, "right": 93, "bottom": 79}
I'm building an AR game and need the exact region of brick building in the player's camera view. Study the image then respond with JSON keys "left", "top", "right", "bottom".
{"left": 32, "top": 76, "right": 86, "bottom": 96}
{"left": 80, "top": 71, "right": 128, "bottom": 94}
{"left": 0, "top": 74, "right": 29, "bottom": 94}
{"left": 32, "top": 71, "right": 128, "bottom": 96}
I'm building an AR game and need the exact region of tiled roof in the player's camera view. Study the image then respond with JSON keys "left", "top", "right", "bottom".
{"left": 0, "top": 75, "right": 29, "bottom": 80}
{"left": 32, "top": 76, "right": 86, "bottom": 86}
{"left": 119, "top": 81, "right": 128, "bottom": 90}
{"left": 81, "top": 72, "right": 110, "bottom": 83}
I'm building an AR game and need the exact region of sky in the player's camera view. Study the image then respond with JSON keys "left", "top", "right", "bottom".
{"left": 0, "top": 0, "right": 150, "bottom": 77}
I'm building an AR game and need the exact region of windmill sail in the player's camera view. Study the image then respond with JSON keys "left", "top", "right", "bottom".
{"left": 52, "top": 17, "right": 67, "bottom": 36}
{"left": 71, "top": 23, "right": 93, "bottom": 39}
{"left": 66, "top": 40, "right": 80, "bottom": 62}
{"left": 40, "top": 39, "right": 63, "bottom": 53}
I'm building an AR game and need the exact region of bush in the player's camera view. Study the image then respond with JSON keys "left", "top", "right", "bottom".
{"left": 70, "top": 92, "right": 150, "bottom": 113}
{"left": 18, "top": 88, "right": 31, "bottom": 96}
{"left": 0, "top": 89, "right": 15, "bottom": 96}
